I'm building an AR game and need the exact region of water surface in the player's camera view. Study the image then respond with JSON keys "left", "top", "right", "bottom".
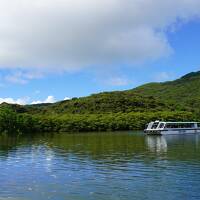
{"left": 0, "top": 131, "right": 200, "bottom": 200}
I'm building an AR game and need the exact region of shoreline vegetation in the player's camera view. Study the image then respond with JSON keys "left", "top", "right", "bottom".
{"left": 0, "top": 107, "right": 197, "bottom": 134}
{"left": 1, "top": 71, "right": 200, "bottom": 134}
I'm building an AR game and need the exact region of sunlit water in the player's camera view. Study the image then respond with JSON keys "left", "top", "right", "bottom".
{"left": 0, "top": 131, "right": 200, "bottom": 200}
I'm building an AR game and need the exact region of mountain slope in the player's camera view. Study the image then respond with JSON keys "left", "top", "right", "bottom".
{"left": 132, "top": 71, "right": 200, "bottom": 109}
{"left": 20, "top": 70, "right": 200, "bottom": 115}
{"left": 0, "top": 71, "right": 199, "bottom": 115}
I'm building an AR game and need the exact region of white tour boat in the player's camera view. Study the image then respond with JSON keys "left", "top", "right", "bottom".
{"left": 144, "top": 121, "right": 200, "bottom": 135}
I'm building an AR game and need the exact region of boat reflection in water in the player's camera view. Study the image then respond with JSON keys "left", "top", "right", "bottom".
{"left": 146, "top": 134, "right": 200, "bottom": 153}
{"left": 145, "top": 135, "right": 168, "bottom": 153}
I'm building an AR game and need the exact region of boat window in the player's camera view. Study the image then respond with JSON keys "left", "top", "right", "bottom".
{"left": 166, "top": 124, "right": 175, "bottom": 128}
{"left": 166, "top": 123, "right": 195, "bottom": 129}
{"left": 152, "top": 122, "right": 159, "bottom": 129}
{"left": 197, "top": 123, "right": 200, "bottom": 128}
{"left": 159, "top": 123, "right": 165, "bottom": 128}
{"left": 182, "top": 123, "right": 195, "bottom": 128}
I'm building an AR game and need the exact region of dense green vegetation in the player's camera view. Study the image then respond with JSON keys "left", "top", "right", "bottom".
{"left": 133, "top": 71, "right": 200, "bottom": 111}
{"left": 0, "top": 71, "right": 200, "bottom": 134}
{"left": 0, "top": 107, "right": 195, "bottom": 134}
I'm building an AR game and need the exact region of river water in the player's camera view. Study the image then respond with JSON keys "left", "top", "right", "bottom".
{"left": 0, "top": 131, "right": 200, "bottom": 200}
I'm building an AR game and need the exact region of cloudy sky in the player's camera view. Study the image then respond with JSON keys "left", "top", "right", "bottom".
{"left": 0, "top": 0, "right": 200, "bottom": 104}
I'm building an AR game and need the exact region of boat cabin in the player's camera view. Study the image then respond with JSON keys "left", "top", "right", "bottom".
{"left": 144, "top": 121, "right": 200, "bottom": 135}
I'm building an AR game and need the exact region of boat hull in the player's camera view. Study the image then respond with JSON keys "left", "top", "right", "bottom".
{"left": 145, "top": 129, "right": 200, "bottom": 135}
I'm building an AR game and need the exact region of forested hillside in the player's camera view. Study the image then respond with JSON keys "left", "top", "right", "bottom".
{"left": 18, "top": 70, "right": 200, "bottom": 115}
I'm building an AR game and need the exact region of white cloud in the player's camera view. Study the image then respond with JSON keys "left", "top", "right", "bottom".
{"left": 0, "top": 0, "right": 198, "bottom": 73}
{"left": 31, "top": 95, "right": 56, "bottom": 104}
{"left": 0, "top": 96, "right": 71, "bottom": 105}
{"left": 5, "top": 70, "right": 44, "bottom": 84}
{"left": 0, "top": 97, "right": 29, "bottom": 105}
{"left": 64, "top": 97, "right": 70, "bottom": 100}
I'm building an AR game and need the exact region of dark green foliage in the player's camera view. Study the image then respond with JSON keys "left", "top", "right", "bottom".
{"left": 0, "top": 107, "right": 19, "bottom": 134}
{"left": 0, "top": 107, "right": 41, "bottom": 134}
{"left": 0, "top": 107, "right": 195, "bottom": 134}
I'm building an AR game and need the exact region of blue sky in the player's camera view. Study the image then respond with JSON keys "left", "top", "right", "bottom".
{"left": 0, "top": 0, "right": 200, "bottom": 104}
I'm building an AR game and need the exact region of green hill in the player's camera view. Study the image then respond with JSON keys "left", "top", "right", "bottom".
{"left": 20, "top": 70, "right": 200, "bottom": 115}
{"left": 133, "top": 71, "right": 200, "bottom": 110}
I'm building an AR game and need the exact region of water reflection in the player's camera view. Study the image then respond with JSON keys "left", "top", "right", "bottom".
{"left": 0, "top": 132, "right": 200, "bottom": 161}
{"left": 145, "top": 136, "right": 167, "bottom": 153}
